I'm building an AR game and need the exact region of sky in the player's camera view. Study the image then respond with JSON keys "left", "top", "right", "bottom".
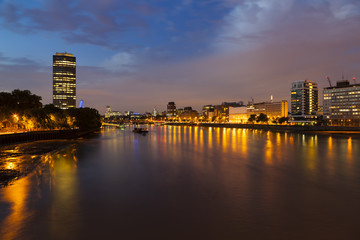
{"left": 1, "top": 0, "right": 360, "bottom": 114}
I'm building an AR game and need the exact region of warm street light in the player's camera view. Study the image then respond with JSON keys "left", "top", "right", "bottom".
{"left": 13, "top": 114, "right": 19, "bottom": 121}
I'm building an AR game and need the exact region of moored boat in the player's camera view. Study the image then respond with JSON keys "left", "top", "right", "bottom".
{"left": 133, "top": 127, "right": 148, "bottom": 134}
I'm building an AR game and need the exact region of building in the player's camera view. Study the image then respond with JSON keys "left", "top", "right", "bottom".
{"left": 179, "top": 107, "right": 198, "bottom": 120}
{"left": 202, "top": 105, "right": 215, "bottom": 120}
{"left": 291, "top": 80, "right": 318, "bottom": 116}
{"left": 53, "top": 52, "right": 76, "bottom": 109}
{"left": 229, "top": 100, "right": 288, "bottom": 123}
{"left": 167, "top": 102, "right": 176, "bottom": 117}
{"left": 265, "top": 101, "right": 288, "bottom": 118}
{"left": 105, "top": 106, "right": 122, "bottom": 118}
{"left": 152, "top": 108, "right": 159, "bottom": 117}
{"left": 248, "top": 100, "right": 288, "bottom": 117}
{"left": 290, "top": 80, "right": 318, "bottom": 125}
{"left": 324, "top": 80, "right": 360, "bottom": 126}
{"left": 214, "top": 101, "right": 243, "bottom": 122}
{"left": 229, "top": 106, "right": 248, "bottom": 123}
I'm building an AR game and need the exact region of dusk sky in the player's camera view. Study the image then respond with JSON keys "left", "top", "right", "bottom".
{"left": 1, "top": 0, "right": 360, "bottom": 113}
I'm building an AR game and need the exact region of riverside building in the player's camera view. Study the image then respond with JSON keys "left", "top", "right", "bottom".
{"left": 167, "top": 102, "right": 176, "bottom": 117}
{"left": 229, "top": 100, "right": 288, "bottom": 123}
{"left": 323, "top": 80, "right": 360, "bottom": 126}
{"left": 290, "top": 80, "right": 318, "bottom": 124}
{"left": 53, "top": 52, "right": 76, "bottom": 109}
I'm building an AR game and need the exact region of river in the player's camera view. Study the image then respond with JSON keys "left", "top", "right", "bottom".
{"left": 0, "top": 125, "right": 360, "bottom": 239}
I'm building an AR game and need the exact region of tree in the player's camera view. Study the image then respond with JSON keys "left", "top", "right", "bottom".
{"left": 248, "top": 114, "right": 256, "bottom": 123}
{"left": 256, "top": 113, "right": 268, "bottom": 123}
{"left": 11, "top": 89, "right": 42, "bottom": 111}
{"left": 66, "top": 108, "right": 101, "bottom": 131}
{"left": 278, "top": 117, "right": 289, "bottom": 124}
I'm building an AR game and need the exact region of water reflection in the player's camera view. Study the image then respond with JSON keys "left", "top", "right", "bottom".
{"left": 0, "top": 127, "right": 360, "bottom": 239}
{"left": 0, "top": 145, "right": 79, "bottom": 240}
{"left": 0, "top": 177, "right": 30, "bottom": 240}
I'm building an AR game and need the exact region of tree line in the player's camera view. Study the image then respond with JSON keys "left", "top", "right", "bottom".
{"left": 0, "top": 89, "right": 101, "bottom": 132}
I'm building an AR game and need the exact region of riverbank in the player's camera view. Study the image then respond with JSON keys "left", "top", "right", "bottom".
{"left": 0, "top": 129, "right": 98, "bottom": 146}
{"left": 165, "top": 122, "right": 360, "bottom": 134}
{"left": 0, "top": 129, "right": 100, "bottom": 187}
{"left": 0, "top": 140, "right": 79, "bottom": 187}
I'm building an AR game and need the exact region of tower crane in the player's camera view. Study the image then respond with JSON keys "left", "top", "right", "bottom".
{"left": 325, "top": 76, "right": 332, "bottom": 87}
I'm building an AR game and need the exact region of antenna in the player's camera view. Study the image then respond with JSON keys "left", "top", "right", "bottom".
{"left": 353, "top": 77, "right": 357, "bottom": 84}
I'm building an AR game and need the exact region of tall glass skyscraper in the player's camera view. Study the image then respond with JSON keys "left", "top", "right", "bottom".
{"left": 53, "top": 52, "right": 76, "bottom": 109}
{"left": 291, "top": 80, "right": 318, "bottom": 116}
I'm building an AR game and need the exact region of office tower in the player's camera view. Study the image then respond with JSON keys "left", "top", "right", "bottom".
{"left": 53, "top": 52, "right": 76, "bottom": 109}
{"left": 291, "top": 80, "right": 318, "bottom": 116}
{"left": 167, "top": 102, "right": 176, "bottom": 117}
{"left": 324, "top": 80, "right": 360, "bottom": 126}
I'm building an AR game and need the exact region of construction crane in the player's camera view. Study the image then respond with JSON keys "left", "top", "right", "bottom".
{"left": 353, "top": 77, "right": 357, "bottom": 84}
{"left": 325, "top": 76, "right": 332, "bottom": 87}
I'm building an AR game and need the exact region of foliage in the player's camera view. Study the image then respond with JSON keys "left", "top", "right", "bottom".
{"left": 66, "top": 108, "right": 101, "bottom": 131}
{"left": 248, "top": 114, "right": 256, "bottom": 123}
{"left": 278, "top": 117, "right": 289, "bottom": 124}
{"left": 256, "top": 113, "right": 269, "bottom": 123}
{"left": 0, "top": 90, "right": 100, "bottom": 132}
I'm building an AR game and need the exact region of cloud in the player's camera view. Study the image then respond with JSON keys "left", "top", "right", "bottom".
{"left": 101, "top": 52, "right": 136, "bottom": 72}
{"left": 0, "top": 0, "right": 159, "bottom": 48}
{"left": 214, "top": 0, "right": 360, "bottom": 52}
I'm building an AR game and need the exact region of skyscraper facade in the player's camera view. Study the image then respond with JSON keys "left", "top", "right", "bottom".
{"left": 324, "top": 80, "right": 360, "bottom": 126}
{"left": 53, "top": 52, "right": 76, "bottom": 109}
{"left": 291, "top": 80, "right": 318, "bottom": 116}
{"left": 167, "top": 102, "right": 176, "bottom": 117}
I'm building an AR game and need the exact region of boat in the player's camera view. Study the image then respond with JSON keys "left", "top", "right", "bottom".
{"left": 133, "top": 127, "right": 149, "bottom": 135}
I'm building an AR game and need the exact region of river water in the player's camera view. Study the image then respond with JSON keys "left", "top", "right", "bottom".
{"left": 0, "top": 125, "right": 360, "bottom": 239}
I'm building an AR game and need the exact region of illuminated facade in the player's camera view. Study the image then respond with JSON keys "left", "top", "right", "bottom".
{"left": 324, "top": 80, "right": 360, "bottom": 126}
{"left": 229, "top": 101, "right": 288, "bottom": 123}
{"left": 229, "top": 106, "right": 248, "bottom": 123}
{"left": 53, "top": 52, "right": 76, "bottom": 109}
{"left": 167, "top": 102, "right": 176, "bottom": 117}
{"left": 105, "top": 106, "right": 122, "bottom": 118}
{"left": 291, "top": 80, "right": 318, "bottom": 116}
{"left": 202, "top": 105, "right": 215, "bottom": 119}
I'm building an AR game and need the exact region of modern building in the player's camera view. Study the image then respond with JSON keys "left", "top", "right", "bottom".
{"left": 248, "top": 101, "right": 288, "bottom": 119}
{"left": 229, "top": 106, "right": 248, "bottom": 123}
{"left": 167, "top": 102, "right": 176, "bottom": 117}
{"left": 229, "top": 100, "right": 288, "bottom": 123}
{"left": 214, "top": 101, "right": 244, "bottom": 122}
{"left": 291, "top": 80, "right": 318, "bottom": 118}
{"left": 202, "top": 105, "right": 215, "bottom": 120}
{"left": 324, "top": 80, "right": 360, "bottom": 126}
{"left": 53, "top": 52, "right": 76, "bottom": 109}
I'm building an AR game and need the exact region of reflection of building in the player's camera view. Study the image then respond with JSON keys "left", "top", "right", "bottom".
{"left": 291, "top": 80, "right": 318, "bottom": 116}
{"left": 167, "top": 102, "right": 176, "bottom": 117}
{"left": 105, "top": 106, "right": 122, "bottom": 118}
{"left": 324, "top": 80, "right": 360, "bottom": 126}
{"left": 53, "top": 52, "right": 76, "bottom": 109}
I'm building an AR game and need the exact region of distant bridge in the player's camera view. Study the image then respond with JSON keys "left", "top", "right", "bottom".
{"left": 102, "top": 123, "right": 124, "bottom": 128}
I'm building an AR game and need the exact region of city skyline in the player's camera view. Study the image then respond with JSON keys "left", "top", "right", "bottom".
{"left": 1, "top": 0, "right": 360, "bottom": 113}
